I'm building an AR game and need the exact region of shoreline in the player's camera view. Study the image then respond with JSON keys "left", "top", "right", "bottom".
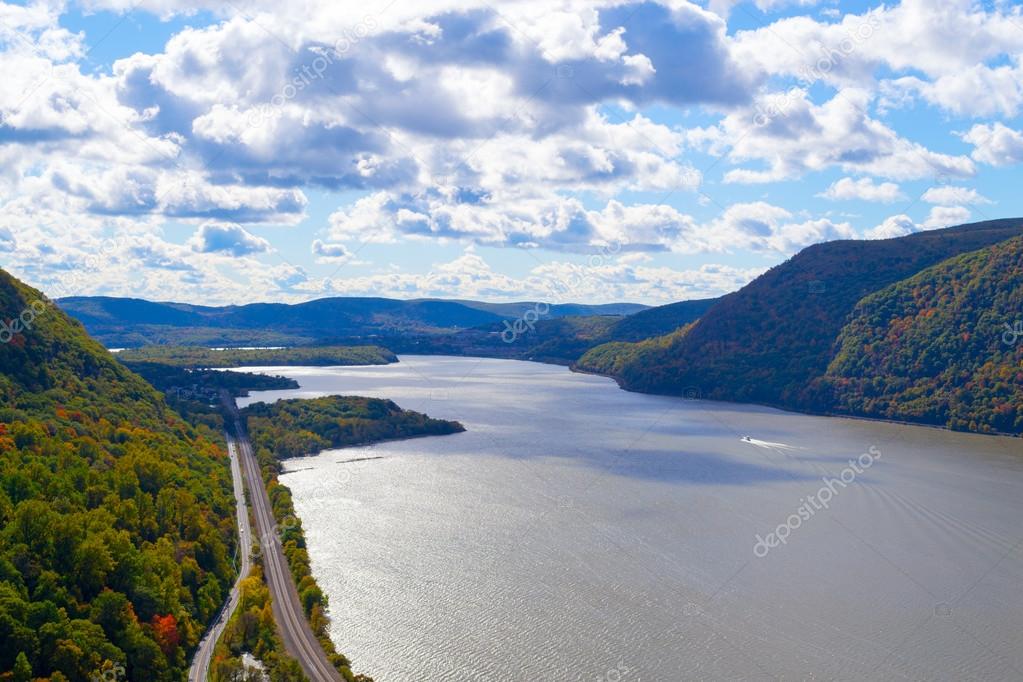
{"left": 278, "top": 428, "right": 468, "bottom": 466}
{"left": 566, "top": 362, "right": 1022, "bottom": 441}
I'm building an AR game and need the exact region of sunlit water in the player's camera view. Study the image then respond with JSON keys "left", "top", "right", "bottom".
{"left": 237, "top": 356, "right": 1023, "bottom": 681}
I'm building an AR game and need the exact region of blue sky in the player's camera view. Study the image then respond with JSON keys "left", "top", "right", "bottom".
{"left": 2, "top": 0, "right": 1022, "bottom": 304}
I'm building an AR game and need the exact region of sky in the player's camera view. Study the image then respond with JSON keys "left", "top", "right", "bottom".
{"left": 1, "top": 0, "right": 1022, "bottom": 306}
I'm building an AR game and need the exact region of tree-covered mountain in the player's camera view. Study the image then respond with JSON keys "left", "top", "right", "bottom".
{"left": 584, "top": 219, "right": 1023, "bottom": 409}
{"left": 808, "top": 235, "right": 1023, "bottom": 434}
{"left": 577, "top": 219, "right": 1023, "bottom": 435}
{"left": 0, "top": 269, "right": 237, "bottom": 681}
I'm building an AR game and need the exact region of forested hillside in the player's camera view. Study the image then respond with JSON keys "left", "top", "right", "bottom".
{"left": 577, "top": 220, "right": 1023, "bottom": 435}
{"left": 577, "top": 325, "right": 693, "bottom": 377}
{"left": 809, "top": 235, "right": 1023, "bottom": 433}
{"left": 601, "top": 219, "right": 1023, "bottom": 406}
{"left": 0, "top": 270, "right": 237, "bottom": 681}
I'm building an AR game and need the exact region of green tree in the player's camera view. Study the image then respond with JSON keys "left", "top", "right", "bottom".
{"left": 12, "top": 651, "right": 32, "bottom": 682}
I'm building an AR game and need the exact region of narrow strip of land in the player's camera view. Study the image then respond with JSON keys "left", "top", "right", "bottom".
{"left": 227, "top": 400, "right": 342, "bottom": 682}
{"left": 188, "top": 438, "right": 252, "bottom": 681}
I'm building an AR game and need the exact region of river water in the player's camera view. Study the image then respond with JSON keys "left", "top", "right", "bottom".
{"left": 236, "top": 356, "right": 1023, "bottom": 681}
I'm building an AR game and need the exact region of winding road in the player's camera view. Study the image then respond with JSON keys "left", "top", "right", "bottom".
{"left": 188, "top": 437, "right": 252, "bottom": 681}
{"left": 189, "top": 398, "right": 341, "bottom": 681}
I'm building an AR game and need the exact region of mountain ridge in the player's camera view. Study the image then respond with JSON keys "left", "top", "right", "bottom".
{"left": 577, "top": 218, "right": 1023, "bottom": 435}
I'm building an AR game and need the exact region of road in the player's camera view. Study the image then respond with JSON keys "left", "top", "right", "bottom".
{"left": 188, "top": 437, "right": 252, "bottom": 681}
{"left": 227, "top": 403, "right": 343, "bottom": 682}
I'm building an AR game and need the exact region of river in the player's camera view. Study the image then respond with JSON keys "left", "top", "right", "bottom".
{"left": 236, "top": 356, "right": 1023, "bottom": 681}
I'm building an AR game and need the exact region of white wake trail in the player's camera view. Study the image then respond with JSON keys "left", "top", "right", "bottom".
{"left": 740, "top": 437, "right": 804, "bottom": 451}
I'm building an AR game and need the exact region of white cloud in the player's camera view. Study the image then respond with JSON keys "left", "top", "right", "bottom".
{"left": 326, "top": 190, "right": 860, "bottom": 255}
{"left": 883, "top": 60, "right": 1023, "bottom": 118}
{"left": 3, "top": 0, "right": 1019, "bottom": 306}
{"left": 687, "top": 89, "right": 974, "bottom": 184}
{"left": 963, "top": 123, "right": 1023, "bottom": 167}
{"left": 865, "top": 205, "right": 971, "bottom": 239}
{"left": 190, "top": 222, "right": 271, "bottom": 256}
{"left": 920, "top": 186, "right": 990, "bottom": 206}
{"left": 819, "top": 176, "right": 903, "bottom": 202}
{"left": 311, "top": 239, "right": 364, "bottom": 265}
{"left": 707, "top": 202, "right": 857, "bottom": 253}
{"left": 865, "top": 214, "right": 916, "bottom": 240}
{"left": 302, "top": 248, "right": 766, "bottom": 303}
{"left": 922, "top": 205, "right": 971, "bottom": 230}
{"left": 734, "top": 0, "right": 1023, "bottom": 90}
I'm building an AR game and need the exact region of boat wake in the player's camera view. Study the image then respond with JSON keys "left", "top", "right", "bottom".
{"left": 740, "top": 437, "right": 804, "bottom": 451}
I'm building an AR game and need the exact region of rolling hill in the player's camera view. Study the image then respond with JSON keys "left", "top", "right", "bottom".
{"left": 57, "top": 296, "right": 508, "bottom": 348}
{"left": 584, "top": 219, "right": 1023, "bottom": 400}
{"left": 57, "top": 296, "right": 649, "bottom": 349}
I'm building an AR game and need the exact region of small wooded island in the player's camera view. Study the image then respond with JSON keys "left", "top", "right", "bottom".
{"left": 243, "top": 396, "right": 466, "bottom": 460}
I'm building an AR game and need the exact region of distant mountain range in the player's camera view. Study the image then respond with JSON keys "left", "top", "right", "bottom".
{"left": 578, "top": 218, "right": 1023, "bottom": 434}
{"left": 382, "top": 297, "right": 719, "bottom": 364}
{"left": 56, "top": 296, "right": 649, "bottom": 348}
{"left": 431, "top": 299, "right": 649, "bottom": 318}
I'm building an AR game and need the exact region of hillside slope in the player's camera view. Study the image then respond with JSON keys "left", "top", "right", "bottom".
{"left": 608, "top": 219, "right": 1023, "bottom": 406}
{"left": 809, "top": 235, "right": 1023, "bottom": 433}
{"left": 0, "top": 270, "right": 236, "bottom": 681}
{"left": 604, "top": 297, "right": 718, "bottom": 342}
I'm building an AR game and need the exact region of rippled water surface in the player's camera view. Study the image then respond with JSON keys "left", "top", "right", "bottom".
{"left": 237, "top": 356, "right": 1023, "bottom": 681}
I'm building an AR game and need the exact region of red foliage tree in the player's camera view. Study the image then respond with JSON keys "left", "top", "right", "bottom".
{"left": 151, "top": 614, "right": 180, "bottom": 656}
